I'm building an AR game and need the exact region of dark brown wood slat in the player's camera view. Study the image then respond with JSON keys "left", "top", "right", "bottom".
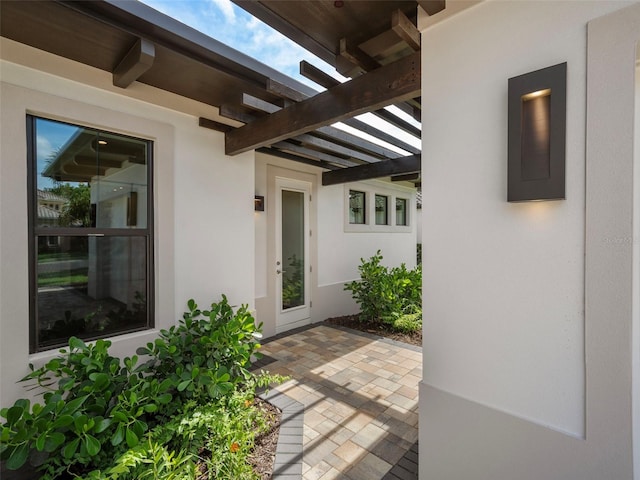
{"left": 337, "top": 118, "right": 421, "bottom": 155}
{"left": 272, "top": 141, "right": 359, "bottom": 167}
{"left": 266, "top": 78, "right": 309, "bottom": 103}
{"left": 313, "top": 126, "right": 403, "bottom": 159}
{"left": 240, "top": 94, "right": 404, "bottom": 160}
{"left": 392, "top": 10, "right": 420, "bottom": 51}
{"left": 225, "top": 52, "right": 420, "bottom": 155}
{"left": 338, "top": 37, "right": 380, "bottom": 76}
{"left": 231, "top": 0, "right": 336, "bottom": 67}
{"left": 374, "top": 108, "right": 421, "bottom": 138}
{"left": 219, "top": 104, "right": 260, "bottom": 124}
{"left": 391, "top": 173, "right": 420, "bottom": 181}
{"left": 257, "top": 147, "right": 339, "bottom": 170}
{"left": 322, "top": 154, "right": 421, "bottom": 186}
{"left": 299, "top": 60, "right": 420, "bottom": 140}
{"left": 112, "top": 38, "right": 155, "bottom": 88}
{"left": 295, "top": 134, "right": 382, "bottom": 164}
{"left": 198, "top": 117, "right": 234, "bottom": 133}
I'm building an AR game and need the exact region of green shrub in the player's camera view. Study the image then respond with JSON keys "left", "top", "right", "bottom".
{"left": 0, "top": 296, "right": 270, "bottom": 479}
{"left": 344, "top": 250, "right": 422, "bottom": 332}
{"left": 390, "top": 309, "right": 422, "bottom": 333}
{"left": 136, "top": 295, "right": 263, "bottom": 407}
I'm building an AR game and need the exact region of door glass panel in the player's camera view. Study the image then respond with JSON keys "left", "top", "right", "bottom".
{"left": 281, "top": 190, "right": 305, "bottom": 310}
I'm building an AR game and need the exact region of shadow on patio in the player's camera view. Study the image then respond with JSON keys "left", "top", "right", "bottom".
{"left": 254, "top": 324, "right": 421, "bottom": 480}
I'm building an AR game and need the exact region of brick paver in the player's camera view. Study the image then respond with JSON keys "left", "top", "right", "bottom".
{"left": 256, "top": 325, "right": 421, "bottom": 480}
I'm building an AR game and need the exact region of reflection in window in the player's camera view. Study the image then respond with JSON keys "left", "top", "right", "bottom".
{"left": 36, "top": 237, "right": 148, "bottom": 350}
{"left": 349, "top": 190, "right": 366, "bottom": 224}
{"left": 375, "top": 195, "right": 388, "bottom": 225}
{"left": 396, "top": 198, "right": 408, "bottom": 226}
{"left": 29, "top": 116, "right": 152, "bottom": 352}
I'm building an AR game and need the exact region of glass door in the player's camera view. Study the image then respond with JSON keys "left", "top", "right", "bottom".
{"left": 275, "top": 177, "right": 311, "bottom": 331}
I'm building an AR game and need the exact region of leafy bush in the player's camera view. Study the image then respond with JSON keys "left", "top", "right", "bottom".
{"left": 136, "top": 295, "right": 263, "bottom": 407}
{"left": 344, "top": 250, "right": 422, "bottom": 331}
{"left": 0, "top": 296, "right": 276, "bottom": 479}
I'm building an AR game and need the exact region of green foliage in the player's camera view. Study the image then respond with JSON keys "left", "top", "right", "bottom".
{"left": 0, "top": 296, "right": 274, "bottom": 479}
{"left": 137, "top": 295, "right": 263, "bottom": 407}
{"left": 49, "top": 183, "right": 91, "bottom": 227}
{"left": 344, "top": 250, "right": 422, "bottom": 332}
{"left": 282, "top": 255, "right": 303, "bottom": 308}
{"left": 417, "top": 243, "right": 422, "bottom": 265}
{"left": 389, "top": 308, "right": 422, "bottom": 333}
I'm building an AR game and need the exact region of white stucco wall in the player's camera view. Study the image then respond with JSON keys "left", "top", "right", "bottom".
{"left": 0, "top": 40, "right": 254, "bottom": 406}
{"left": 420, "top": 0, "right": 632, "bottom": 438}
{"left": 419, "top": 1, "right": 638, "bottom": 479}
{"left": 254, "top": 153, "right": 417, "bottom": 336}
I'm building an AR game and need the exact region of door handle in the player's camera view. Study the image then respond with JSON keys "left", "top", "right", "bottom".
{"left": 276, "top": 269, "right": 287, "bottom": 274}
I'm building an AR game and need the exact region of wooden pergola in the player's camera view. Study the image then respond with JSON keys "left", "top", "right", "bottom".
{"left": 1, "top": 0, "right": 446, "bottom": 186}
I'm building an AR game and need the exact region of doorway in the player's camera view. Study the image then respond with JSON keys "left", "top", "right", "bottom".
{"left": 275, "top": 177, "right": 311, "bottom": 332}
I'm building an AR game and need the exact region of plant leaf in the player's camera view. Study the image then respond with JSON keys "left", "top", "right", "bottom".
{"left": 45, "top": 432, "right": 65, "bottom": 452}
{"left": 62, "top": 437, "right": 80, "bottom": 459}
{"left": 6, "top": 443, "right": 29, "bottom": 470}
{"left": 84, "top": 435, "right": 101, "bottom": 456}
{"left": 5, "top": 406, "right": 23, "bottom": 426}
{"left": 125, "top": 428, "right": 138, "bottom": 448}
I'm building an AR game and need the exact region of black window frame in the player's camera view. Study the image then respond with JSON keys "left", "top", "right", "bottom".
{"left": 349, "top": 190, "right": 367, "bottom": 225}
{"left": 396, "top": 197, "right": 408, "bottom": 226}
{"left": 27, "top": 115, "right": 155, "bottom": 353}
{"left": 375, "top": 194, "right": 389, "bottom": 225}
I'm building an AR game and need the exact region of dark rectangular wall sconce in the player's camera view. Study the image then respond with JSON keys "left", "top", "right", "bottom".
{"left": 508, "top": 62, "right": 567, "bottom": 202}
{"left": 254, "top": 195, "right": 265, "bottom": 211}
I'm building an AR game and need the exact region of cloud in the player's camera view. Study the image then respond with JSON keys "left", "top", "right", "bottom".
{"left": 209, "top": 0, "right": 235, "bottom": 24}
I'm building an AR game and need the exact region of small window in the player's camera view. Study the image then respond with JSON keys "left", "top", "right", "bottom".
{"left": 349, "top": 190, "right": 366, "bottom": 224}
{"left": 28, "top": 116, "right": 153, "bottom": 352}
{"left": 375, "top": 195, "right": 388, "bottom": 225}
{"left": 396, "top": 198, "right": 408, "bottom": 226}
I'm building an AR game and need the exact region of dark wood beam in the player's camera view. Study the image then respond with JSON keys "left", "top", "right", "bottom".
{"left": 391, "top": 172, "right": 420, "bottom": 182}
{"left": 266, "top": 78, "right": 308, "bottom": 103}
{"left": 240, "top": 93, "right": 399, "bottom": 160}
{"left": 224, "top": 52, "right": 421, "bottom": 156}
{"left": 322, "top": 154, "right": 421, "bottom": 186}
{"left": 295, "top": 133, "right": 382, "bottom": 164}
{"left": 392, "top": 10, "right": 420, "bottom": 51}
{"left": 112, "top": 38, "right": 155, "bottom": 88}
{"left": 299, "top": 60, "right": 421, "bottom": 139}
{"left": 272, "top": 141, "right": 358, "bottom": 167}
{"left": 198, "top": 117, "right": 234, "bottom": 133}
{"left": 337, "top": 37, "right": 380, "bottom": 77}
{"left": 417, "top": 0, "right": 446, "bottom": 16}
{"left": 257, "top": 147, "right": 338, "bottom": 170}
{"left": 231, "top": 0, "right": 336, "bottom": 67}
{"left": 219, "top": 104, "right": 260, "bottom": 124}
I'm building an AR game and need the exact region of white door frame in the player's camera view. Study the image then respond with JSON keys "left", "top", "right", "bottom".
{"left": 275, "top": 176, "right": 311, "bottom": 333}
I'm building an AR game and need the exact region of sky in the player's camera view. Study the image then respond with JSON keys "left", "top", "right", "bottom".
{"left": 139, "top": 0, "right": 346, "bottom": 89}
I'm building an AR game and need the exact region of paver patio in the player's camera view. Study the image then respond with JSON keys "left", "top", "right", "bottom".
{"left": 255, "top": 324, "right": 422, "bottom": 480}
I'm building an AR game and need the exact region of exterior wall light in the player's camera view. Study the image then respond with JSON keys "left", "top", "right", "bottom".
{"left": 254, "top": 195, "right": 265, "bottom": 211}
{"left": 508, "top": 62, "right": 567, "bottom": 202}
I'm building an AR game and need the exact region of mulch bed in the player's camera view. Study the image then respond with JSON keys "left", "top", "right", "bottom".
{"left": 247, "top": 398, "right": 282, "bottom": 480}
{"left": 324, "top": 314, "right": 422, "bottom": 347}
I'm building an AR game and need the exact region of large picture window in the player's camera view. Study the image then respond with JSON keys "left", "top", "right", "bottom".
{"left": 28, "top": 116, "right": 153, "bottom": 352}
